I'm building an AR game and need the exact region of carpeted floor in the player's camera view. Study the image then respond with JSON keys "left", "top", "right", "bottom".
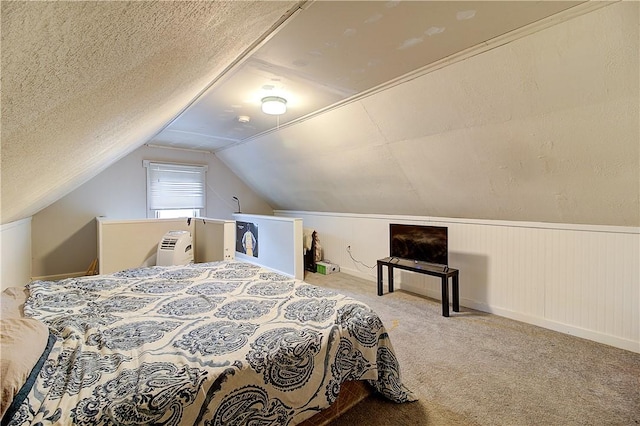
{"left": 303, "top": 271, "right": 640, "bottom": 426}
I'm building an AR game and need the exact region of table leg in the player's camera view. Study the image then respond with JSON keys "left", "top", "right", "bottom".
{"left": 388, "top": 265, "right": 394, "bottom": 293}
{"left": 452, "top": 273, "right": 460, "bottom": 312}
{"left": 377, "top": 262, "right": 383, "bottom": 296}
{"left": 441, "top": 276, "right": 449, "bottom": 317}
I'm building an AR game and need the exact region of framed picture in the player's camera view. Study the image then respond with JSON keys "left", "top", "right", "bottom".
{"left": 236, "top": 221, "right": 258, "bottom": 257}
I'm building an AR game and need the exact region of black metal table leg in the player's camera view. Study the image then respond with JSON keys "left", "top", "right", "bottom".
{"left": 377, "top": 262, "right": 383, "bottom": 296}
{"left": 452, "top": 272, "right": 460, "bottom": 312}
{"left": 388, "top": 265, "right": 394, "bottom": 293}
{"left": 441, "top": 276, "right": 449, "bottom": 317}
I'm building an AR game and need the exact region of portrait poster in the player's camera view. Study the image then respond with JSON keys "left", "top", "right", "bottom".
{"left": 236, "top": 221, "right": 258, "bottom": 258}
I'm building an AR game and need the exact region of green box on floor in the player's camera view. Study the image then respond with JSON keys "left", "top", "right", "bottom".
{"left": 316, "top": 262, "right": 328, "bottom": 274}
{"left": 316, "top": 261, "right": 339, "bottom": 275}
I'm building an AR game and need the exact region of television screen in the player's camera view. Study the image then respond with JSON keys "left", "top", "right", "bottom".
{"left": 390, "top": 224, "right": 448, "bottom": 266}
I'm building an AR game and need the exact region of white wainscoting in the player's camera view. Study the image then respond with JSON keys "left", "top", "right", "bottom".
{"left": 0, "top": 217, "right": 32, "bottom": 290}
{"left": 275, "top": 210, "right": 639, "bottom": 353}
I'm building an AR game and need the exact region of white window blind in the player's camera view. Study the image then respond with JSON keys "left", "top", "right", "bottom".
{"left": 145, "top": 161, "right": 207, "bottom": 211}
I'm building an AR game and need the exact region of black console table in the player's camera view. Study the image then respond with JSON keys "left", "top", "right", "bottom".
{"left": 377, "top": 257, "right": 459, "bottom": 317}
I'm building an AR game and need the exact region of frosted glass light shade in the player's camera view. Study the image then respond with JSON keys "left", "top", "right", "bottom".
{"left": 261, "top": 96, "right": 287, "bottom": 115}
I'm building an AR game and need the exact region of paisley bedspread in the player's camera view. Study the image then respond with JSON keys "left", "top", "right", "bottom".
{"left": 9, "top": 260, "right": 414, "bottom": 425}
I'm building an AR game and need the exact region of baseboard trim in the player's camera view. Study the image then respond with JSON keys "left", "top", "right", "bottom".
{"left": 477, "top": 304, "right": 640, "bottom": 354}
{"left": 338, "top": 268, "right": 640, "bottom": 354}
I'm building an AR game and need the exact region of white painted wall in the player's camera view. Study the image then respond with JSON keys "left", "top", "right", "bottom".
{"left": 31, "top": 145, "right": 273, "bottom": 279}
{"left": 233, "top": 214, "right": 304, "bottom": 280}
{"left": 97, "top": 218, "right": 192, "bottom": 274}
{"left": 276, "top": 210, "right": 640, "bottom": 353}
{"left": 194, "top": 219, "right": 236, "bottom": 263}
{"left": 0, "top": 218, "right": 32, "bottom": 290}
{"left": 96, "top": 217, "right": 235, "bottom": 274}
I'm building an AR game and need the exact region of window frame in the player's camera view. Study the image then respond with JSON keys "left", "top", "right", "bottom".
{"left": 143, "top": 160, "right": 208, "bottom": 219}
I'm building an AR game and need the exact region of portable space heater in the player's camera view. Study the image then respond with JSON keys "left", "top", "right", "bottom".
{"left": 156, "top": 230, "right": 193, "bottom": 266}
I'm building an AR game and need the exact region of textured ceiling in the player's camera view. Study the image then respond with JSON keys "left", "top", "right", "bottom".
{"left": 1, "top": 1, "right": 638, "bottom": 227}
{"left": 1, "top": 0, "right": 300, "bottom": 224}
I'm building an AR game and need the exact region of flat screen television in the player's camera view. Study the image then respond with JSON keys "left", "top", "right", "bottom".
{"left": 389, "top": 224, "right": 448, "bottom": 266}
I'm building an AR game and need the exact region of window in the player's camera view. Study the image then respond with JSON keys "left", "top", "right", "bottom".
{"left": 144, "top": 161, "right": 207, "bottom": 219}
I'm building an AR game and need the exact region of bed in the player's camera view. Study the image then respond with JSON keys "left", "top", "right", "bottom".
{"left": 1, "top": 260, "right": 415, "bottom": 425}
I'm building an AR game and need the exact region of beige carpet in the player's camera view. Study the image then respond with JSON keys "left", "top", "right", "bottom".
{"left": 303, "top": 271, "right": 640, "bottom": 426}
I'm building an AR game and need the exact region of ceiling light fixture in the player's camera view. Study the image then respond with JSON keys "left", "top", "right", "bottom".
{"left": 261, "top": 96, "right": 287, "bottom": 115}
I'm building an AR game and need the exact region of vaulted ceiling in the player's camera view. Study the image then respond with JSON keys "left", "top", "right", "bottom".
{"left": 2, "top": 1, "right": 638, "bottom": 227}
{"left": 1, "top": 0, "right": 301, "bottom": 224}
{"left": 148, "top": 1, "right": 583, "bottom": 151}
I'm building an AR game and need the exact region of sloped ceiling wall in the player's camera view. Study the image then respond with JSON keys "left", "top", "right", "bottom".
{"left": 1, "top": 1, "right": 299, "bottom": 224}
{"left": 217, "top": 2, "right": 639, "bottom": 227}
{"left": 1, "top": 2, "right": 638, "bottom": 228}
